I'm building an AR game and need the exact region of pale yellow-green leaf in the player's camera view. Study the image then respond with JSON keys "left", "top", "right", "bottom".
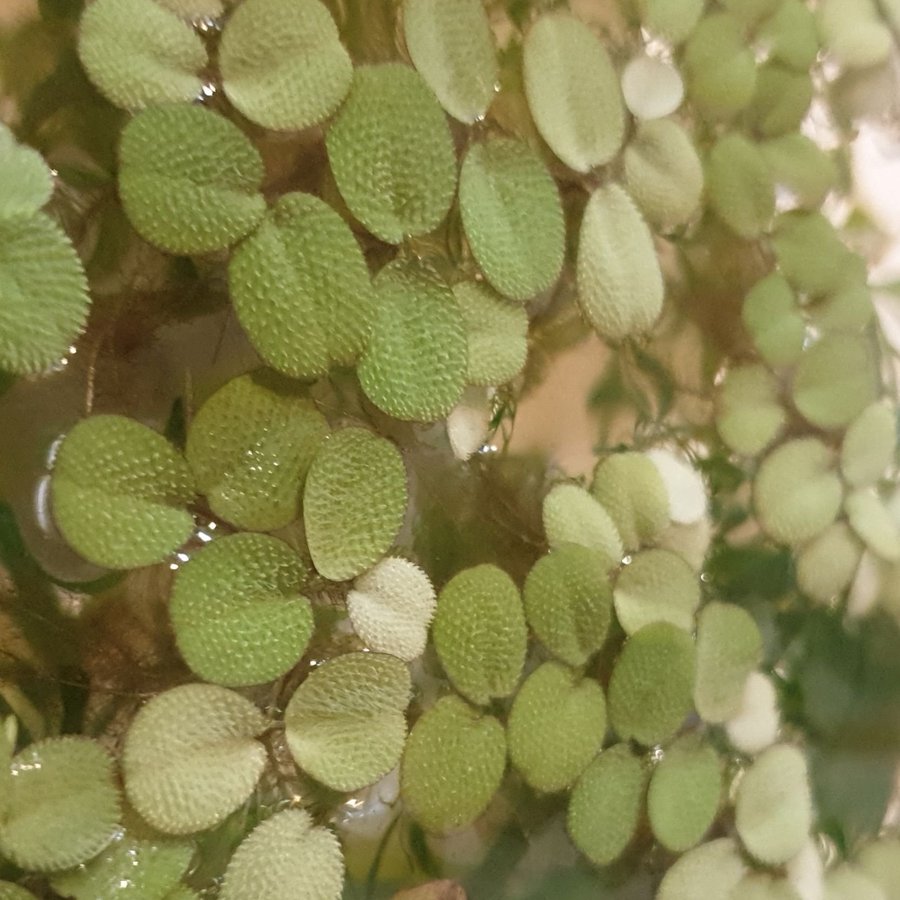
{"left": 326, "top": 63, "right": 457, "bottom": 243}
{"left": 742, "top": 273, "right": 805, "bottom": 367}
{"left": 522, "top": 12, "right": 625, "bottom": 172}
{"left": 858, "top": 837, "right": 900, "bottom": 900}
{"left": 186, "top": 371, "right": 328, "bottom": 531}
{"left": 220, "top": 809, "right": 344, "bottom": 900}
{"left": 620, "top": 56, "right": 684, "bottom": 120}
{"left": 726, "top": 672, "right": 781, "bottom": 756}
{"left": 845, "top": 488, "right": 900, "bottom": 562}
{"left": 818, "top": 0, "right": 891, "bottom": 70}
{"left": 772, "top": 212, "right": 855, "bottom": 298}
{"left": 284, "top": 652, "right": 410, "bottom": 791}
{"left": 716, "top": 364, "right": 786, "bottom": 456}
{"left": 706, "top": 134, "right": 775, "bottom": 240}
{"left": 0, "top": 212, "right": 89, "bottom": 375}
{"left": 656, "top": 838, "right": 747, "bottom": 900}
{"left": 760, "top": 133, "right": 839, "bottom": 211}
{"left": 52, "top": 415, "right": 194, "bottom": 569}
{"left": 122, "top": 684, "right": 267, "bottom": 835}
{"left": 507, "top": 662, "right": 606, "bottom": 793}
{"left": 119, "top": 105, "right": 266, "bottom": 255}
{"left": 0, "top": 737, "right": 120, "bottom": 872}
{"left": 358, "top": 260, "right": 467, "bottom": 421}
{"left": 219, "top": 0, "right": 352, "bottom": 131}
{"left": 170, "top": 533, "right": 313, "bottom": 687}
{"left": 400, "top": 695, "right": 506, "bottom": 833}
{"left": 841, "top": 400, "right": 896, "bottom": 487}
{"left": 623, "top": 118, "right": 703, "bottom": 232}
{"left": 0, "top": 124, "right": 53, "bottom": 219}
{"left": 229, "top": 193, "right": 374, "bottom": 378}
{"left": 78, "top": 0, "right": 206, "bottom": 110}
{"left": 523, "top": 543, "right": 613, "bottom": 667}
{"left": 458, "top": 138, "right": 564, "bottom": 301}
{"left": 796, "top": 522, "right": 863, "bottom": 604}
{"left": 759, "top": 0, "right": 819, "bottom": 71}
{"left": 542, "top": 483, "right": 623, "bottom": 570}
{"left": 824, "top": 865, "right": 886, "bottom": 900}
{"left": 637, "top": 0, "right": 705, "bottom": 44}
{"left": 432, "top": 564, "right": 527, "bottom": 705}
{"left": 567, "top": 744, "right": 646, "bottom": 866}
{"left": 735, "top": 744, "right": 812, "bottom": 865}
{"left": 694, "top": 602, "right": 763, "bottom": 723}
{"left": 754, "top": 438, "right": 843, "bottom": 545}
{"left": 402, "top": 0, "right": 498, "bottom": 123}
{"left": 608, "top": 622, "right": 696, "bottom": 746}
{"left": 577, "top": 183, "right": 664, "bottom": 342}
{"left": 746, "top": 65, "right": 813, "bottom": 138}
{"left": 303, "top": 428, "right": 408, "bottom": 581}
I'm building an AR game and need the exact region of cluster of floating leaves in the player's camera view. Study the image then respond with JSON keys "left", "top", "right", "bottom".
{"left": 0, "top": 0, "right": 899, "bottom": 897}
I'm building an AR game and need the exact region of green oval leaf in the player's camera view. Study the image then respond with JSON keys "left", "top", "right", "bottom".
{"left": 725, "top": 672, "right": 780, "bottom": 757}
{"left": 620, "top": 55, "right": 684, "bottom": 121}
{"left": 507, "top": 661, "right": 605, "bottom": 793}
{"left": 746, "top": 64, "right": 812, "bottom": 138}
{"left": 706, "top": 134, "right": 775, "bottom": 240}
{"left": 347, "top": 557, "right": 436, "bottom": 662}
{"left": 458, "top": 138, "right": 564, "bottom": 301}
{"left": 51, "top": 415, "right": 194, "bottom": 569}
{"left": 0, "top": 737, "right": 119, "bottom": 872}
{"left": 186, "top": 371, "right": 328, "bottom": 531}
{"left": 567, "top": 744, "right": 647, "bottom": 866}
{"left": 731, "top": 875, "right": 803, "bottom": 900}
{"left": 402, "top": 0, "right": 498, "bottom": 123}
{"left": 771, "top": 212, "right": 854, "bottom": 298}
{"left": 220, "top": 0, "right": 351, "bottom": 131}
{"left": 577, "top": 183, "right": 664, "bottom": 343}
{"left": 760, "top": 0, "right": 819, "bottom": 71}
{"left": 0, "top": 211, "right": 89, "bottom": 375}
{"left": 522, "top": 12, "right": 625, "bottom": 172}
{"left": 795, "top": 522, "right": 863, "bottom": 604}
{"left": 591, "top": 452, "right": 670, "bottom": 552}
{"left": 454, "top": 281, "right": 528, "bottom": 386}
{"left": 77, "top": 0, "right": 206, "bottom": 111}
{"left": 818, "top": 0, "right": 892, "bottom": 70}
{"left": 858, "top": 837, "right": 900, "bottom": 899}
{"left": 792, "top": 334, "right": 879, "bottom": 430}
{"left": 220, "top": 809, "right": 344, "bottom": 900}
{"left": 123, "top": 685, "right": 267, "bottom": 835}
{"left": 285, "top": 652, "right": 410, "bottom": 791}
{"left": 623, "top": 118, "right": 703, "bottom": 232}
{"left": 303, "top": 427, "right": 408, "bottom": 581}
{"left": 694, "top": 602, "right": 762, "bottom": 724}
{"left": 845, "top": 487, "right": 900, "bottom": 562}
{"left": 742, "top": 273, "right": 805, "bottom": 368}
{"left": 542, "top": 483, "right": 623, "bottom": 570}
{"left": 760, "top": 132, "right": 838, "bottom": 211}
{"left": 735, "top": 744, "right": 812, "bottom": 865}
{"left": 358, "top": 260, "right": 467, "bottom": 421}
{"left": 657, "top": 838, "right": 747, "bottom": 900}
{"left": 170, "top": 533, "right": 313, "bottom": 687}
{"left": 716, "top": 364, "right": 786, "bottom": 456}
{"left": 614, "top": 548, "right": 700, "bottom": 635}
{"left": 326, "top": 63, "right": 457, "bottom": 243}
{"left": 754, "top": 438, "right": 843, "bottom": 545}
{"left": 648, "top": 735, "right": 721, "bottom": 852}
{"left": 0, "top": 124, "right": 53, "bottom": 219}
{"left": 119, "top": 105, "right": 266, "bottom": 255}
{"left": 841, "top": 400, "right": 897, "bottom": 488}
{"left": 823, "top": 866, "right": 885, "bottom": 900}
{"left": 608, "top": 622, "right": 696, "bottom": 746}
{"left": 230, "top": 193, "right": 374, "bottom": 378}
{"left": 523, "top": 543, "right": 613, "bottom": 667}
{"left": 432, "top": 564, "right": 527, "bottom": 705}
{"left": 637, "top": 0, "right": 705, "bottom": 44}
{"left": 400, "top": 695, "right": 506, "bottom": 833}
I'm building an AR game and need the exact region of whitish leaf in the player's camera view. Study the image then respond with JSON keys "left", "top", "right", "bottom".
{"left": 735, "top": 744, "right": 812, "bottom": 865}
{"left": 230, "top": 193, "right": 374, "bottom": 378}
{"left": 220, "top": 809, "right": 344, "bottom": 900}
{"left": 614, "top": 548, "right": 700, "bottom": 635}
{"left": 608, "top": 622, "right": 695, "bottom": 746}
{"left": 119, "top": 105, "right": 266, "bottom": 255}
{"left": 170, "top": 533, "right": 313, "bottom": 686}
{"left": 432, "top": 564, "right": 527, "bottom": 706}
{"left": 0, "top": 212, "right": 89, "bottom": 375}
{"left": 577, "top": 183, "right": 663, "bottom": 342}
{"left": 522, "top": 12, "right": 624, "bottom": 173}
{"left": 326, "top": 63, "right": 457, "bottom": 243}
{"left": 77, "top": 0, "right": 206, "bottom": 110}
{"left": 523, "top": 543, "right": 613, "bottom": 667}
{"left": 507, "top": 662, "right": 605, "bottom": 793}
{"left": 123, "top": 684, "right": 267, "bottom": 835}
{"left": 754, "top": 438, "right": 843, "bottom": 545}
{"left": 285, "top": 652, "right": 410, "bottom": 791}
{"left": 303, "top": 428, "right": 408, "bottom": 581}
{"left": 220, "top": 0, "right": 351, "bottom": 131}
{"left": 347, "top": 557, "right": 436, "bottom": 661}
{"left": 400, "top": 695, "right": 506, "bottom": 833}
{"left": 458, "top": 138, "right": 564, "bottom": 301}
{"left": 358, "top": 260, "right": 467, "bottom": 421}
{"left": 51, "top": 415, "right": 194, "bottom": 569}
{"left": 0, "top": 737, "right": 120, "bottom": 872}
{"left": 567, "top": 744, "right": 646, "bottom": 866}
{"left": 621, "top": 55, "right": 684, "bottom": 120}
{"left": 402, "top": 0, "right": 497, "bottom": 123}
{"left": 185, "top": 371, "right": 328, "bottom": 531}
{"left": 725, "top": 672, "right": 781, "bottom": 757}
{"left": 648, "top": 735, "right": 721, "bottom": 852}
